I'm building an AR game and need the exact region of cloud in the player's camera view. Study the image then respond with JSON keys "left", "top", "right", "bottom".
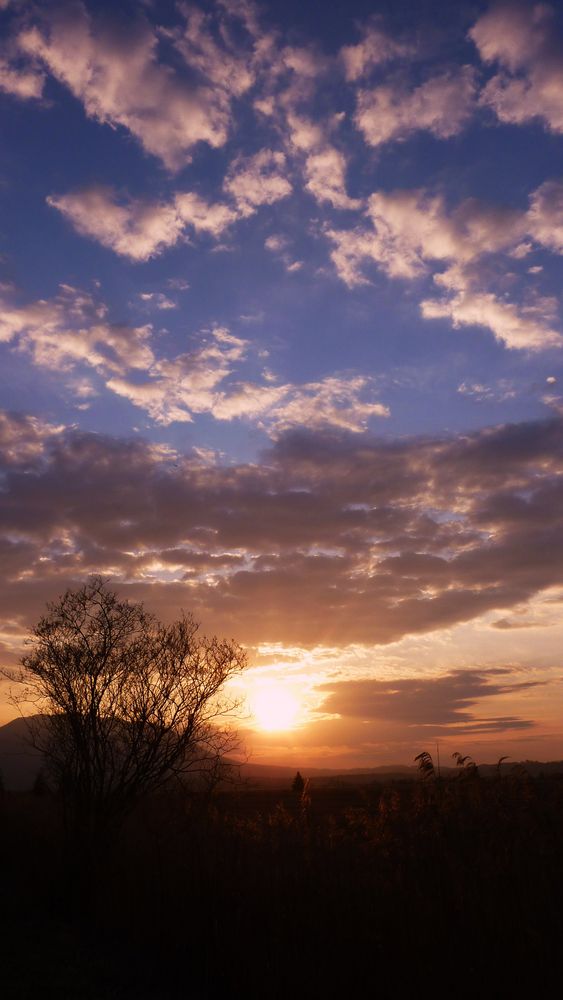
{"left": 422, "top": 284, "right": 561, "bottom": 351}
{"left": 48, "top": 148, "right": 299, "bottom": 262}
{"left": 471, "top": 2, "right": 563, "bottom": 134}
{"left": 175, "top": 191, "right": 239, "bottom": 236}
{"left": 47, "top": 186, "right": 186, "bottom": 262}
{"left": 286, "top": 113, "right": 360, "bottom": 210}
{"left": 317, "top": 669, "right": 539, "bottom": 732}
{"left": 457, "top": 380, "right": 516, "bottom": 403}
{"left": 527, "top": 180, "right": 563, "bottom": 254}
{"left": 340, "top": 22, "right": 410, "bottom": 82}
{"left": 367, "top": 189, "right": 525, "bottom": 274}
{"left": 107, "top": 327, "right": 252, "bottom": 425}
{"left": 18, "top": 1, "right": 253, "bottom": 169}
{"left": 355, "top": 67, "right": 477, "bottom": 148}
{"left": 2, "top": 411, "right": 563, "bottom": 648}
{"left": 328, "top": 188, "right": 526, "bottom": 284}
{"left": 264, "top": 234, "right": 289, "bottom": 253}
{"left": 264, "top": 377, "right": 389, "bottom": 433}
{"left": 0, "top": 411, "right": 64, "bottom": 466}
{"left": 0, "top": 56, "right": 44, "bottom": 99}
{"left": 173, "top": 1, "right": 254, "bottom": 102}
{"left": 264, "top": 232, "right": 303, "bottom": 273}
{"left": 0, "top": 283, "right": 389, "bottom": 432}
{"left": 107, "top": 325, "right": 389, "bottom": 431}
{"left": 302, "top": 145, "right": 361, "bottom": 211}
{"left": 138, "top": 292, "right": 177, "bottom": 311}
{"left": 0, "top": 284, "right": 154, "bottom": 374}
{"left": 223, "top": 149, "right": 292, "bottom": 217}
{"left": 48, "top": 185, "right": 239, "bottom": 260}
{"left": 327, "top": 183, "right": 563, "bottom": 350}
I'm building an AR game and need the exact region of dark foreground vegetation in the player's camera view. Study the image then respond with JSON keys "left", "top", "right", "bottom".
{"left": 2, "top": 768, "right": 563, "bottom": 998}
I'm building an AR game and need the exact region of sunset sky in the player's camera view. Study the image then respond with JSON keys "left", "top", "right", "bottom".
{"left": 1, "top": 0, "right": 563, "bottom": 767}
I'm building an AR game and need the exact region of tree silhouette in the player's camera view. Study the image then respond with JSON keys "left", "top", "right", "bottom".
{"left": 292, "top": 770, "right": 305, "bottom": 794}
{"left": 14, "top": 577, "right": 246, "bottom": 842}
{"left": 32, "top": 767, "right": 49, "bottom": 796}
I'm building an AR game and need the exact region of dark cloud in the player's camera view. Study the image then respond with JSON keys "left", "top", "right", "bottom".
{"left": 316, "top": 669, "right": 540, "bottom": 729}
{"left": 0, "top": 411, "right": 563, "bottom": 647}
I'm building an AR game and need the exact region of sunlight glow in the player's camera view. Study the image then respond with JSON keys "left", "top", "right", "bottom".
{"left": 249, "top": 684, "right": 301, "bottom": 732}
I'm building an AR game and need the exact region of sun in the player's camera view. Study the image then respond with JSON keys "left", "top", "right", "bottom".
{"left": 249, "top": 684, "right": 301, "bottom": 732}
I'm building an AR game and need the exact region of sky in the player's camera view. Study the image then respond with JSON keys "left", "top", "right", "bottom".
{"left": 1, "top": 0, "right": 563, "bottom": 768}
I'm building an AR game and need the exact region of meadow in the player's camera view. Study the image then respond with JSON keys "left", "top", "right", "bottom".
{"left": 1, "top": 765, "right": 562, "bottom": 997}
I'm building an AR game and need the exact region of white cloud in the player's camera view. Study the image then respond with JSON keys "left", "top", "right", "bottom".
{"left": 174, "top": 191, "right": 239, "bottom": 236}
{"left": 47, "top": 186, "right": 186, "bottom": 262}
{"left": 422, "top": 286, "right": 561, "bottom": 352}
{"left": 355, "top": 67, "right": 477, "bottom": 147}
{"left": 457, "top": 380, "right": 517, "bottom": 402}
{"left": 286, "top": 112, "right": 325, "bottom": 153}
{"left": 166, "top": 278, "right": 190, "bottom": 292}
{"left": 48, "top": 148, "right": 299, "bottom": 261}
{"left": 264, "top": 234, "right": 289, "bottom": 252}
{"left": 328, "top": 188, "right": 525, "bottom": 285}
{"left": 286, "top": 113, "right": 359, "bottom": 210}
{"left": 471, "top": 2, "right": 563, "bottom": 134}
{"left": 326, "top": 226, "right": 382, "bottom": 287}
{"left": 66, "top": 376, "right": 98, "bottom": 400}
{"left": 265, "top": 377, "right": 389, "bottom": 433}
{"left": 48, "top": 185, "right": 238, "bottom": 261}
{"left": 0, "top": 56, "right": 44, "bottom": 99}
{"left": 106, "top": 326, "right": 389, "bottom": 432}
{"left": 109, "top": 367, "right": 389, "bottom": 432}
{"left": 138, "top": 293, "right": 177, "bottom": 311}
{"left": 173, "top": 2, "right": 254, "bottom": 100}
{"left": 303, "top": 146, "right": 361, "bottom": 211}
{"left": 223, "top": 149, "right": 292, "bottom": 217}
{"left": 107, "top": 327, "right": 250, "bottom": 424}
{"left": 368, "top": 188, "right": 524, "bottom": 271}
{"left": 264, "top": 233, "right": 302, "bottom": 273}
{"left": 18, "top": 1, "right": 248, "bottom": 169}
{"left": 281, "top": 45, "right": 328, "bottom": 80}
{"left": 327, "top": 181, "right": 563, "bottom": 351}
{"left": 0, "top": 285, "right": 154, "bottom": 374}
{"left": 340, "top": 23, "right": 410, "bottom": 82}
{"left": 527, "top": 180, "right": 563, "bottom": 254}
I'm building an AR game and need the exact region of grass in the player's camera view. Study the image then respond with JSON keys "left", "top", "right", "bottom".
{"left": 1, "top": 768, "right": 562, "bottom": 997}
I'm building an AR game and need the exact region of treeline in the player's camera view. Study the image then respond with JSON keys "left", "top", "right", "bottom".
{"left": 2, "top": 769, "right": 563, "bottom": 998}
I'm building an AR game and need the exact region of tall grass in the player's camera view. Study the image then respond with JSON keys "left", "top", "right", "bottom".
{"left": 1, "top": 769, "right": 562, "bottom": 997}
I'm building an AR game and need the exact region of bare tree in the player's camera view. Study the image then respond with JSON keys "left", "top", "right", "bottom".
{"left": 12, "top": 577, "right": 246, "bottom": 840}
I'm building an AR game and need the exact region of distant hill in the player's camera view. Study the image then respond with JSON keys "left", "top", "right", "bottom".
{"left": 2, "top": 716, "right": 563, "bottom": 791}
{"left": 233, "top": 761, "right": 417, "bottom": 789}
{"left": 0, "top": 717, "right": 42, "bottom": 790}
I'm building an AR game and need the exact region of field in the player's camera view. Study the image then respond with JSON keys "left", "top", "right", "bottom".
{"left": 2, "top": 768, "right": 563, "bottom": 998}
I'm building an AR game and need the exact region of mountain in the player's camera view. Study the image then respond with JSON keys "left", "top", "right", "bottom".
{"left": 0, "top": 717, "right": 42, "bottom": 790}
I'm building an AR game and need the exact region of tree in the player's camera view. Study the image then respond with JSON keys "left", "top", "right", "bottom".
{"left": 291, "top": 771, "right": 305, "bottom": 794}
{"left": 14, "top": 577, "right": 246, "bottom": 840}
